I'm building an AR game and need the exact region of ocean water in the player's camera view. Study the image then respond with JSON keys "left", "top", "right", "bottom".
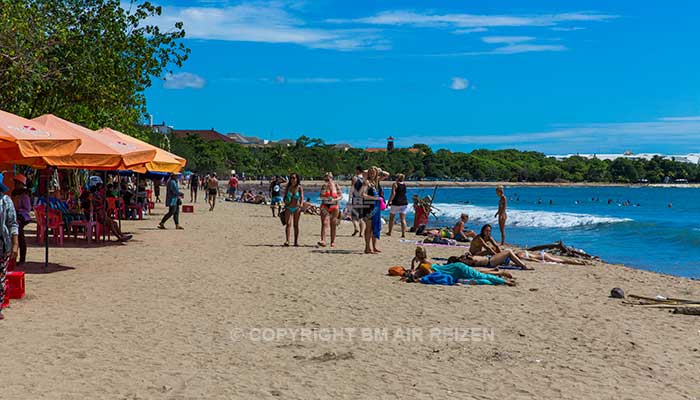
{"left": 315, "top": 186, "right": 700, "bottom": 278}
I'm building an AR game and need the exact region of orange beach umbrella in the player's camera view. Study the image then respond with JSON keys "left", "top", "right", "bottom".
{"left": 0, "top": 109, "right": 82, "bottom": 163}
{"left": 30, "top": 115, "right": 156, "bottom": 171}
{"left": 99, "top": 128, "right": 186, "bottom": 173}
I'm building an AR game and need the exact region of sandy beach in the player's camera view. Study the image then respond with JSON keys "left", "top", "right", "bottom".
{"left": 2, "top": 200, "right": 699, "bottom": 399}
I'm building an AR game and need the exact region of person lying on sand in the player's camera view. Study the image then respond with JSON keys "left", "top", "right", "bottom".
{"left": 516, "top": 250, "right": 587, "bottom": 265}
{"left": 408, "top": 247, "right": 517, "bottom": 285}
{"left": 460, "top": 249, "right": 534, "bottom": 271}
{"left": 469, "top": 224, "right": 502, "bottom": 255}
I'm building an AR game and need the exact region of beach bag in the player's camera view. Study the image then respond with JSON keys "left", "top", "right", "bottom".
{"left": 388, "top": 266, "right": 407, "bottom": 276}
{"left": 279, "top": 207, "right": 287, "bottom": 225}
{"left": 379, "top": 197, "right": 387, "bottom": 211}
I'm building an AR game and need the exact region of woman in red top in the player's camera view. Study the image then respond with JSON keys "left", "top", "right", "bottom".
{"left": 318, "top": 172, "right": 342, "bottom": 247}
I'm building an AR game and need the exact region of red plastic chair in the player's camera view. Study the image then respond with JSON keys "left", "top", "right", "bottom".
{"left": 34, "top": 205, "right": 64, "bottom": 246}
{"left": 106, "top": 197, "right": 119, "bottom": 219}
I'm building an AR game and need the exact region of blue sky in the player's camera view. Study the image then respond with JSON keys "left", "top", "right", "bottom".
{"left": 141, "top": 0, "right": 700, "bottom": 154}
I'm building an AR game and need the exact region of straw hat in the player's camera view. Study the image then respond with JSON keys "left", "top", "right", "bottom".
{"left": 13, "top": 173, "right": 27, "bottom": 186}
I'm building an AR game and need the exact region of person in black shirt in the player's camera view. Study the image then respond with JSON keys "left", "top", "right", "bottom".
{"left": 386, "top": 173, "right": 409, "bottom": 237}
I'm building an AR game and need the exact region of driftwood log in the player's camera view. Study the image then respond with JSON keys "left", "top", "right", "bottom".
{"left": 672, "top": 307, "right": 700, "bottom": 316}
{"left": 526, "top": 241, "right": 600, "bottom": 260}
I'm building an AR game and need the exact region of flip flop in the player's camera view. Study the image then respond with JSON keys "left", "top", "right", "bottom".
{"left": 317, "top": 241, "right": 326, "bottom": 247}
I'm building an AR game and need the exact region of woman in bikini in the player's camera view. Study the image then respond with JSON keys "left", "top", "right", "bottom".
{"left": 386, "top": 173, "right": 409, "bottom": 238}
{"left": 469, "top": 224, "right": 502, "bottom": 256}
{"left": 460, "top": 250, "right": 533, "bottom": 271}
{"left": 495, "top": 185, "right": 507, "bottom": 245}
{"left": 283, "top": 173, "right": 304, "bottom": 247}
{"left": 318, "top": 172, "right": 342, "bottom": 247}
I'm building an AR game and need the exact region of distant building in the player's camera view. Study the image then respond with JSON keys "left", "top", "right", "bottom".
{"left": 387, "top": 136, "right": 395, "bottom": 151}
{"left": 333, "top": 143, "right": 352, "bottom": 151}
{"left": 171, "top": 128, "right": 235, "bottom": 142}
{"left": 150, "top": 121, "right": 172, "bottom": 135}
{"left": 276, "top": 139, "right": 295, "bottom": 146}
{"left": 227, "top": 133, "right": 267, "bottom": 146}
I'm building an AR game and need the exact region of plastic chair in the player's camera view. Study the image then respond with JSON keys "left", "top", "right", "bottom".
{"left": 69, "top": 209, "right": 98, "bottom": 244}
{"left": 35, "top": 205, "right": 64, "bottom": 246}
{"left": 128, "top": 203, "right": 144, "bottom": 220}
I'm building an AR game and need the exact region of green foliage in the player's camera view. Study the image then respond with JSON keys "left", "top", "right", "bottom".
{"left": 170, "top": 135, "right": 700, "bottom": 183}
{"left": 0, "top": 0, "right": 189, "bottom": 134}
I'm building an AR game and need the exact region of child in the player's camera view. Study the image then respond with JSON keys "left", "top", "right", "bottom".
{"left": 410, "top": 246, "right": 434, "bottom": 280}
{"left": 453, "top": 213, "right": 476, "bottom": 242}
{"left": 495, "top": 185, "right": 507, "bottom": 245}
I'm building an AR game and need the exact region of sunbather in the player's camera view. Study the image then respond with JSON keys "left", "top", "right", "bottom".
{"left": 469, "top": 224, "right": 502, "bottom": 255}
{"left": 460, "top": 249, "right": 533, "bottom": 270}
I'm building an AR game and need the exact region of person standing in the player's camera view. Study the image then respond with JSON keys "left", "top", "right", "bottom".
{"left": 153, "top": 178, "right": 162, "bottom": 203}
{"left": 207, "top": 173, "right": 220, "bottom": 211}
{"left": 349, "top": 166, "right": 365, "bottom": 237}
{"left": 10, "top": 174, "right": 31, "bottom": 265}
{"left": 360, "top": 167, "right": 383, "bottom": 254}
{"left": 318, "top": 172, "right": 342, "bottom": 247}
{"left": 386, "top": 173, "right": 408, "bottom": 238}
{"left": 269, "top": 176, "right": 285, "bottom": 217}
{"left": 227, "top": 172, "right": 238, "bottom": 201}
{"left": 495, "top": 185, "right": 507, "bottom": 245}
{"left": 0, "top": 172, "right": 19, "bottom": 320}
{"left": 158, "top": 173, "right": 183, "bottom": 230}
{"left": 203, "top": 174, "right": 210, "bottom": 202}
{"left": 189, "top": 173, "right": 199, "bottom": 203}
{"left": 283, "top": 173, "right": 303, "bottom": 247}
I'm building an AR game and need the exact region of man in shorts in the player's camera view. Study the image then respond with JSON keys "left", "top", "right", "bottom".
{"left": 227, "top": 172, "right": 238, "bottom": 201}
{"left": 207, "top": 173, "right": 220, "bottom": 211}
{"left": 269, "top": 176, "right": 285, "bottom": 217}
{"left": 189, "top": 173, "right": 199, "bottom": 203}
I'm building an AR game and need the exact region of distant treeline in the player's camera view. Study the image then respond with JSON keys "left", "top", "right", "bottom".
{"left": 168, "top": 134, "right": 700, "bottom": 183}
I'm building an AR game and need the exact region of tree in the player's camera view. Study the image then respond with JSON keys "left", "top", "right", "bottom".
{"left": 0, "top": 0, "right": 189, "bottom": 134}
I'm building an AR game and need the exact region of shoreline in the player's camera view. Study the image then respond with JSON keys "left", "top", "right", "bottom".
{"left": 236, "top": 180, "right": 700, "bottom": 189}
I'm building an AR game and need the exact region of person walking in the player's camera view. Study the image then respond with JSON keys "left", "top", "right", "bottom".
{"left": 283, "top": 173, "right": 303, "bottom": 247}
{"left": 158, "top": 173, "right": 183, "bottom": 230}
{"left": 189, "top": 173, "right": 199, "bottom": 203}
{"left": 495, "top": 185, "right": 507, "bottom": 245}
{"left": 269, "top": 176, "right": 285, "bottom": 217}
{"left": 318, "top": 172, "right": 342, "bottom": 247}
{"left": 0, "top": 172, "right": 19, "bottom": 320}
{"left": 349, "top": 166, "right": 365, "bottom": 237}
{"left": 386, "top": 173, "right": 408, "bottom": 238}
{"left": 207, "top": 173, "right": 220, "bottom": 211}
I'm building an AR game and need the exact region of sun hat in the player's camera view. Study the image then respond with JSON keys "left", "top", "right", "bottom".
{"left": 13, "top": 173, "right": 27, "bottom": 186}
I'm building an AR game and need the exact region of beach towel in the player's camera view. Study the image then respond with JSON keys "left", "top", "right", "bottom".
{"left": 372, "top": 200, "right": 382, "bottom": 239}
{"left": 432, "top": 262, "right": 507, "bottom": 285}
{"left": 420, "top": 272, "right": 455, "bottom": 286}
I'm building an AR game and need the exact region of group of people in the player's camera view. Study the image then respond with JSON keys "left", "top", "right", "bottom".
{"left": 187, "top": 172, "right": 222, "bottom": 211}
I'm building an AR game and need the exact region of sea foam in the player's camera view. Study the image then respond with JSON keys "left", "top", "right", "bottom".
{"left": 431, "top": 203, "right": 632, "bottom": 229}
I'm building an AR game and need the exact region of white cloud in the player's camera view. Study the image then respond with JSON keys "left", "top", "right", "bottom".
{"left": 163, "top": 72, "right": 206, "bottom": 89}
{"left": 658, "top": 116, "right": 700, "bottom": 121}
{"left": 389, "top": 117, "right": 700, "bottom": 153}
{"left": 332, "top": 10, "right": 617, "bottom": 29}
{"left": 452, "top": 27, "right": 488, "bottom": 34}
{"left": 147, "top": 2, "right": 388, "bottom": 51}
{"left": 550, "top": 26, "right": 586, "bottom": 32}
{"left": 262, "top": 76, "right": 383, "bottom": 85}
{"left": 481, "top": 36, "right": 535, "bottom": 44}
{"left": 423, "top": 43, "right": 567, "bottom": 57}
{"left": 449, "top": 77, "right": 469, "bottom": 90}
